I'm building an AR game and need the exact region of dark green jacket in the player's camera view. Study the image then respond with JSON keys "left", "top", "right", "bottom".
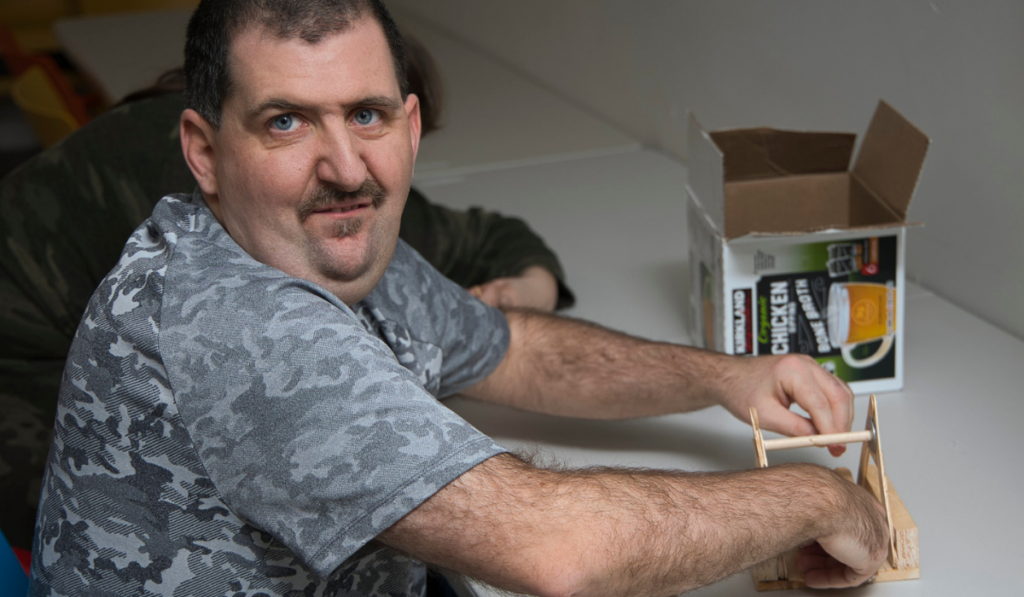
{"left": 0, "top": 91, "right": 572, "bottom": 548}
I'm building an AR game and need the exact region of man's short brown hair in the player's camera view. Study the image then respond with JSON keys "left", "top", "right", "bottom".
{"left": 184, "top": 0, "right": 408, "bottom": 128}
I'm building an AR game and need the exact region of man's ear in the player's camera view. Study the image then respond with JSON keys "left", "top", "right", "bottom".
{"left": 180, "top": 108, "right": 219, "bottom": 197}
{"left": 405, "top": 93, "right": 422, "bottom": 164}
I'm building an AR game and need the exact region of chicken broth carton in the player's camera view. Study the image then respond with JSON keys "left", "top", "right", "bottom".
{"left": 686, "top": 101, "right": 928, "bottom": 394}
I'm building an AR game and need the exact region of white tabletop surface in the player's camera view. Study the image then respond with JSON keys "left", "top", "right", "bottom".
{"left": 418, "top": 149, "right": 1024, "bottom": 595}
{"left": 52, "top": 8, "right": 637, "bottom": 178}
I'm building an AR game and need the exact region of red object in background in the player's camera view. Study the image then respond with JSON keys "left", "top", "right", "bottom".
{"left": 13, "top": 546, "right": 30, "bottom": 576}
{"left": 21, "top": 54, "right": 93, "bottom": 125}
{"left": 1, "top": 23, "right": 96, "bottom": 126}
{"left": 861, "top": 238, "right": 880, "bottom": 275}
{"left": 0, "top": 23, "right": 35, "bottom": 75}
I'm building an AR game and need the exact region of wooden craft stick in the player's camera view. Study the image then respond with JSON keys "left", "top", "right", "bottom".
{"left": 866, "top": 395, "right": 898, "bottom": 565}
{"left": 761, "top": 430, "right": 873, "bottom": 451}
{"left": 750, "top": 407, "right": 768, "bottom": 468}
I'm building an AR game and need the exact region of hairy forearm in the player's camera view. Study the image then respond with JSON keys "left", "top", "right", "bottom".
{"left": 381, "top": 454, "right": 863, "bottom": 597}
{"left": 467, "top": 309, "right": 733, "bottom": 418}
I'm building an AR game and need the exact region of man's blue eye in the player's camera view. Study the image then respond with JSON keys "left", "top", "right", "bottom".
{"left": 354, "top": 109, "right": 378, "bottom": 126}
{"left": 272, "top": 114, "right": 296, "bottom": 131}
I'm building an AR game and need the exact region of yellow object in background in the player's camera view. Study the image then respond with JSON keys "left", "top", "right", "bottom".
{"left": 11, "top": 64, "right": 81, "bottom": 147}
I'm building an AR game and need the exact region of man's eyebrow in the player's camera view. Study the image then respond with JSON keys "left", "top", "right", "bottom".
{"left": 247, "top": 99, "right": 312, "bottom": 120}
{"left": 246, "top": 96, "right": 404, "bottom": 120}
{"left": 357, "top": 95, "right": 403, "bottom": 110}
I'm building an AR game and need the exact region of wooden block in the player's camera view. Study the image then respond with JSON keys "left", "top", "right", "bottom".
{"left": 751, "top": 466, "right": 919, "bottom": 591}
{"left": 863, "top": 463, "right": 919, "bottom": 573}
{"left": 752, "top": 550, "right": 802, "bottom": 591}
{"left": 750, "top": 558, "right": 781, "bottom": 583}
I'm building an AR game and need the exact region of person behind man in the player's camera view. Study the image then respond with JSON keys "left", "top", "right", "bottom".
{"left": 30, "top": 1, "right": 889, "bottom": 595}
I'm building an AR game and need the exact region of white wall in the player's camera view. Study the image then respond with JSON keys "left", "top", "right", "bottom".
{"left": 391, "top": 0, "right": 1024, "bottom": 340}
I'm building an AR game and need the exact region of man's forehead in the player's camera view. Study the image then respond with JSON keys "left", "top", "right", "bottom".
{"left": 226, "top": 18, "right": 401, "bottom": 107}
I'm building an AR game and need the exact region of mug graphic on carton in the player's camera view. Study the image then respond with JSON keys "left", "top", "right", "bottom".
{"left": 827, "top": 281, "right": 896, "bottom": 368}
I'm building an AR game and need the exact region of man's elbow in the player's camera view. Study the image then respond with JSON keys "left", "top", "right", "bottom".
{"left": 502, "top": 541, "right": 614, "bottom": 597}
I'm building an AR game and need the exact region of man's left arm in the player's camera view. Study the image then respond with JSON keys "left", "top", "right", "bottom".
{"left": 463, "top": 309, "right": 855, "bottom": 449}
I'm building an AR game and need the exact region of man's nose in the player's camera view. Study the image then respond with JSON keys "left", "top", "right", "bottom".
{"left": 315, "top": 126, "right": 367, "bottom": 192}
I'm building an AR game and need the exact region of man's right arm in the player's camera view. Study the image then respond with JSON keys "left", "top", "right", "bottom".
{"left": 380, "top": 453, "right": 889, "bottom": 597}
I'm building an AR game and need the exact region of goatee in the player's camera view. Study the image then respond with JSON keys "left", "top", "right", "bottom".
{"left": 297, "top": 178, "right": 386, "bottom": 238}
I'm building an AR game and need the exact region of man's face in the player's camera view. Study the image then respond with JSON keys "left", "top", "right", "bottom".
{"left": 196, "top": 18, "right": 420, "bottom": 304}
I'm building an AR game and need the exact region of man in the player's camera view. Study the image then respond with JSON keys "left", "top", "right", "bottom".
{"left": 30, "top": 1, "right": 888, "bottom": 595}
{"left": 0, "top": 63, "right": 570, "bottom": 554}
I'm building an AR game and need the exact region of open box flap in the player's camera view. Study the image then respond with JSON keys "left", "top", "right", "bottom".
{"left": 728, "top": 220, "right": 923, "bottom": 244}
{"left": 710, "top": 128, "right": 856, "bottom": 182}
{"left": 853, "top": 100, "right": 930, "bottom": 219}
{"left": 723, "top": 172, "right": 851, "bottom": 239}
{"left": 687, "top": 111, "right": 726, "bottom": 233}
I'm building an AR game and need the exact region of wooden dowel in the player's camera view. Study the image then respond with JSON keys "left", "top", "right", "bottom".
{"left": 762, "top": 430, "right": 873, "bottom": 451}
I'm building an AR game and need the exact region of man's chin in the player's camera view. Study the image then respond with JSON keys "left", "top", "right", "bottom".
{"left": 312, "top": 236, "right": 388, "bottom": 284}
{"left": 304, "top": 221, "right": 398, "bottom": 301}
{"left": 316, "top": 249, "right": 375, "bottom": 283}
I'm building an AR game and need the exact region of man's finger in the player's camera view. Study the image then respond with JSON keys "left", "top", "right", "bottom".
{"left": 811, "top": 363, "right": 855, "bottom": 432}
{"left": 807, "top": 363, "right": 855, "bottom": 456}
{"left": 495, "top": 283, "right": 518, "bottom": 308}
{"left": 799, "top": 542, "right": 828, "bottom": 557}
{"left": 474, "top": 286, "right": 502, "bottom": 308}
{"left": 778, "top": 358, "right": 848, "bottom": 452}
{"left": 795, "top": 384, "right": 837, "bottom": 434}
{"left": 796, "top": 553, "right": 830, "bottom": 573}
{"left": 761, "top": 406, "right": 817, "bottom": 439}
{"left": 774, "top": 381, "right": 843, "bottom": 455}
{"left": 796, "top": 543, "right": 846, "bottom": 573}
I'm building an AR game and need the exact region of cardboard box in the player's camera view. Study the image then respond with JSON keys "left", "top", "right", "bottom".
{"left": 686, "top": 101, "right": 929, "bottom": 394}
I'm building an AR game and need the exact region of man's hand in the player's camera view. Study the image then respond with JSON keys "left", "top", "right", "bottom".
{"left": 714, "top": 354, "right": 855, "bottom": 456}
{"left": 468, "top": 265, "right": 558, "bottom": 312}
{"left": 798, "top": 468, "right": 891, "bottom": 588}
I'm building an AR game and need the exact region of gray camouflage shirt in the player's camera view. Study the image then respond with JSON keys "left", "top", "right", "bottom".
{"left": 30, "top": 191, "right": 510, "bottom": 596}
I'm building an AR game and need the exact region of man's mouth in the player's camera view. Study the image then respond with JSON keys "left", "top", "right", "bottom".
{"left": 314, "top": 201, "right": 371, "bottom": 215}
{"left": 298, "top": 178, "right": 386, "bottom": 222}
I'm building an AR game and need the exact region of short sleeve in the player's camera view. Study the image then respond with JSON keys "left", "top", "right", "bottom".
{"left": 363, "top": 241, "right": 511, "bottom": 398}
{"left": 159, "top": 236, "right": 507, "bottom": 578}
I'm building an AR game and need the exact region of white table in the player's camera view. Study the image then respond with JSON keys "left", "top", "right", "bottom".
{"left": 419, "top": 149, "right": 1024, "bottom": 596}
{"left": 52, "top": 8, "right": 638, "bottom": 177}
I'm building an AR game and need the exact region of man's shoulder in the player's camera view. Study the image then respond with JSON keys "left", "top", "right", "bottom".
{"left": 108, "top": 192, "right": 216, "bottom": 288}
{"left": 149, "top": 192, "right": 274, "bottom": 281}
{"left": 368, "top": 239, "right": 506, "bottom": 346}
{"left": 91, "top": 193, "right": 277, "bottom": 330}
{"left": 79, "top": 195, "right": 190, "bottom": 333}
{"left": 370, "top": 239, "right": 470, "bottom": 321}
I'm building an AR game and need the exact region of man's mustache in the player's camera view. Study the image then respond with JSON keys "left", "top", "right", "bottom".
{"left": 297, "top": 179, "right": 386, "bottom": 222}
